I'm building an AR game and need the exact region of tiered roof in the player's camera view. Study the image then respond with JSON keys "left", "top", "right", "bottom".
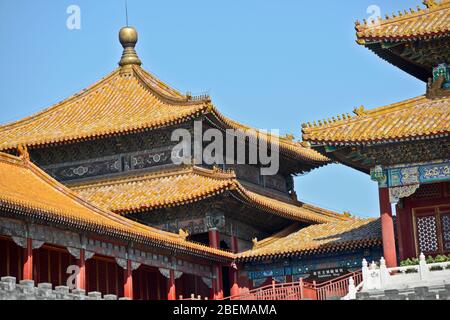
{"left": 71, "top": 166, "right": 348, "bottom": 224}
{"left": 0, "top": 66, "right": 328, "bottom": 171}
{"left": 355, "top": 0, "right": 450, "bottom": 81}
{"left": 238, "top": 218, "right": 382, "bottom": 261}
{"left": 0, "top": 151, "right": 234, "bottom": 261}
{"left": 302, "top": 95, "right": 450, "bottom": 145}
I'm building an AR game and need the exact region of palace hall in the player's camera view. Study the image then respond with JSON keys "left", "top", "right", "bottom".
{"left": 0, "top": 0, "right": 448, "bottom": 300}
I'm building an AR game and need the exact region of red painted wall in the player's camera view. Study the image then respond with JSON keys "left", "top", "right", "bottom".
{"left": 0, "top": 237, "right": 22, "bottom": 280}
{"left": 397, "top": 182, "right": 450, "bottom": 260}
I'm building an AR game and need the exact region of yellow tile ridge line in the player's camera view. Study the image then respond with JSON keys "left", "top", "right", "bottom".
{"left": 70, "top": 165, "right": 236, "bottom": 190}
{"left": 252, "top": 223, "right": 301, "bottom": 249}
{"left": 208, "top": 107, "right": 330, "bottom": 162}
{"left": 303, "top": 95, "right": 449, "bottom": 134}
{"left": 238, "top": 239, "right": 382, "bottom": 259}
{"left": 132, "top": 65, "right": 209, "bottom": 105}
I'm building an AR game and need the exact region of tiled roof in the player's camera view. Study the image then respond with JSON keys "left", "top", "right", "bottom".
{"left": 0, "top": 65, "right": 328, "bottom": 168}
{"left": 302, "top": 95, "right": 450, "bottom": 145}
{"left": 0, "top": 152, "right": 234, "bottom": 261}
{"left": 238, "top": 218, "right": 382, "bottom": 261}
{"left": 356, "top": 0, "right": 450, "bottom": 43}
{"left": 72, "top": 166, "right": 348, "bottom": 224}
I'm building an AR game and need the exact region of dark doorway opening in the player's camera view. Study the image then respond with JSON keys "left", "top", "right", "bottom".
{"left": 222, "top": 266, "right": 231, "bottom": 298}
{"left": 187, "top": 232, "right": 210, "bottom": 246}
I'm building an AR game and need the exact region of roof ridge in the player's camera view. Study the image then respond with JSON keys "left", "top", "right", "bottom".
{"left": 0, "top": 69, "right": 121, "bottom": 132}
{"left": 303, "top": 95, "right": 433, "bottom": 133}
{"left": 232, "top": 184, "right": 346, "bottom": 223}
{"left": 207, "top": 105, "right": 331, "bottom": 164}
{"left": 300, "top": 203, "right": 353, "bottom": 220}
{"left": 131, "top": 66, "right": 210, "bottom": 105}
{"left": 355, "top": 0, "right": 450, "bottom": 33}
{"left": 237, "top": 218, "right": 381, "bottom": 260}
{"left": 71, "top": 165, "right": 237, "bottom": 190}
{"left": 252, "top": 223, "right": 300, "bottom": 249}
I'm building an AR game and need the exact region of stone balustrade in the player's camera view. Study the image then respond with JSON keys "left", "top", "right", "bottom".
{"left": 362, "top": 253, "right": 450, "bottom": 292}
{"left": 344, "top": 253, "right": 450, "bottom": 300}
{"left": 356, "top": 285, "right": 450, "bottom": 300}
{"left": 0, "top": 276, "right": 128, "bottom": 300}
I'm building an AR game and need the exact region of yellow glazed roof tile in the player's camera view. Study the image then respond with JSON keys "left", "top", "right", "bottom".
{"left": 302, "top": 95, "right": 450, "bottom": 144}
{"left": 0, "top": 152, "right": 234, "bottom": 260}
{"left": 356, "top": 0, "right": 450, "bottom": 43}
{"left": 238, "top": 218, "right": 382, "bottom": 260}
{"left": 72, "top": 166, "right": 349, "bottom": 224}
{"left": 0, "top": 65, "right": 329, "bottom": 166}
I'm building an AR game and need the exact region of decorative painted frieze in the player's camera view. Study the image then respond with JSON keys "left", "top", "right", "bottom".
{"left": 427, "top": 63, "right": 450, "bottom": 99}
{"left": 42, "top": 146, "right": 175, "bottom": 182}
{"left": 115, "top": 258, "right": 141, "bottom": 270}
{"left": 67, "top": 247, "right": 94, "bottom": 260}
{"left": 11, "top": 236, "right": 27, "bottom": 248}
{"left": 159, "top": 268, "right": 183, "bottom": 280}
{"left": 389, "top": 184, "right": 420, "bottom": 204}
{"left": 201, "top": 277, "right": 213, "bottom": 289}
{"left": 10, "top": 237, "right": 44, "bottom": 249}
{"left": 0, "top": 218, "right": 81, "bottom": 249}
{"left": 45, "top": 156, "right": 122, "bottom": 181}
{"left": 32, "top": 240, "right": 45, "bottom": 250}
{"left": 0, "top": 217, "right": 213, "bottom": 278}
{"left": 371, "top": 159, "right": 450, "bottom": 189}
{"left": 205, "top": 211, "right": 226, "bottom": 230}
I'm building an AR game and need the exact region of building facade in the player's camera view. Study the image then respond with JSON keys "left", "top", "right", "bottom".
{"left": 0, "top": 24, "right": 381, "bottom": 300}
{"left": 302, "top": 0, "right": 450, "bottom": 268}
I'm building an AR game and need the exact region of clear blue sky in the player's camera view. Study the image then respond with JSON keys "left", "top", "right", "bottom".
{"left": 0, "top": 0, "right": 426, "bottom": 218}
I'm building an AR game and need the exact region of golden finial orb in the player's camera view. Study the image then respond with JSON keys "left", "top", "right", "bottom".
{"left": 118, "top": 26, "right": 142, "bottom": 67}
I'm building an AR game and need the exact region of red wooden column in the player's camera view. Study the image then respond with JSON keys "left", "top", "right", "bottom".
{"left": 229, "top": 235, "right": 239, "bottom": 297}
{"left": 76, "top": 249, "right": 86, "bottom": 290}
{"left": 23, "top": 238, "right": 33, "bottom": 280}
{"left": 123, "top": 259, "right": 133, "bottom": 299}
{"left": 208, "top": 228, "right": 223, "bottom": 300}
{"left": 379, "top": 188, "right": 398, "bottom": 268}
{"left": 167, "top": 269, "right": 176, "bottom": 300}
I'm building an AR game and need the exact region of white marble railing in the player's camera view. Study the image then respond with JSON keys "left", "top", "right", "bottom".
{"left": 362, "top": 253, "right": 450, "bottom": 291}
{"left": 343, "top": 253, "right": 450, "bottom": 300}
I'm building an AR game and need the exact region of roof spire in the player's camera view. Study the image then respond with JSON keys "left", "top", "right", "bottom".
{"left": 125, "top": 0, "right": 129, "bottom": 26}
{"left": 118, "top": 25, "right": 142, "bottom": 67}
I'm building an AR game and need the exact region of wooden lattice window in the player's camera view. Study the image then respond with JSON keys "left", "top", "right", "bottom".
{"left": 416, "top": 215, "right": 439, "bottom": 254}
{"left": 412, "top": 184, "right": 441, "bottom": 200}
{"left": 441, "top": 213, "right": 450, "bottom": 252}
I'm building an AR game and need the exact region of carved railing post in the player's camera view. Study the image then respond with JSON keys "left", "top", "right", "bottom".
{"left": 347, "top": 277, "right": 356, "bottom": 300}
{"left": 379, "top": 257, "right": 389, "bottom": 288}
{"left": 419, "top": 253, "right": 429, "bottom": 281}
{"left": 361, "top": 259, "right": 369, "bottom": 290}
